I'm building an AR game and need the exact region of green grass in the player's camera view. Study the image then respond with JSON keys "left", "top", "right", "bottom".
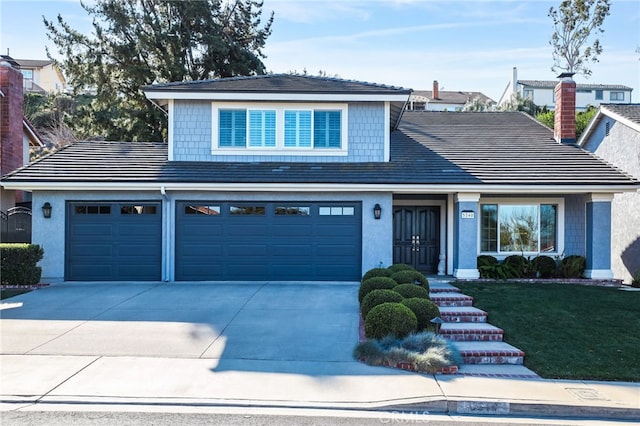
{"left": 455, "top": 282, "right": 640, "bottom": 382}
{"left": 0, "top": 288, "right": 32, "bottom": 300}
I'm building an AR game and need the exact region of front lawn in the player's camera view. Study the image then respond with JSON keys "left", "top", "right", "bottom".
{"left": 455, "top": 282, "right": 640, "bottom": 382}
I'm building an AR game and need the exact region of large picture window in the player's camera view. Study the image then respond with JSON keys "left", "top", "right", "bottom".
{"left": 480, "top": 203, "right": 558, "bottom": 254}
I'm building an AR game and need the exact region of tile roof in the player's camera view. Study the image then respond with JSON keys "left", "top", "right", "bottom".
{"left": 410, "top": 90, "right": 494, "bottom": 105}
{"left": 601, "top": 104, "right": 640, "bottom": 126}
{"left": 3, "top": 111, "right": 636, "bottom": 189}
{"left": 143, "top": 74, "right": 411, "bottom": 95}
{"left": 518, "top": 80, "right": 633, "bottom": 91}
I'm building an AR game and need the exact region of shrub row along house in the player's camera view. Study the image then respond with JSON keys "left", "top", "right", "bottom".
{"left": 1, "top": 72, "right": 638, "bottom": 282}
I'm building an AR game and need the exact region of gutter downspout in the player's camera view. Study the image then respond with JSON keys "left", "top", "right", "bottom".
{"left": 160, "top": 186, "right": 171, "bottom": 282}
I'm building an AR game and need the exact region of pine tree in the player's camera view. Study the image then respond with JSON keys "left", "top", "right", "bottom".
{"left": 44, "top": 0, "right": 273, "bottom": 142}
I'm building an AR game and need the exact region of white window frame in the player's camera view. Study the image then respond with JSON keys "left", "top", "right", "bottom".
{"left": 212, "top": 102, "right": 348, "bottom": 156}
{"left": 609, "top": 91, "right": 625, "bottom": 101}
{"left": 478, "top": 197, "right": 565, "bottom": 259}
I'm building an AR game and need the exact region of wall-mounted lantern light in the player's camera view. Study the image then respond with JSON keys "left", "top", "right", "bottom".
{"left": 373, "top": 203, "right": 382, "bottom": 220}
{"left": 42, "top": 202, "right": 52, "bottom": 219}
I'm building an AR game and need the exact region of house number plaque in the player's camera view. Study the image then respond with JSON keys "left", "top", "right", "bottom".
{"left": 461, "top": 211, "right": 475, "bottom": 219}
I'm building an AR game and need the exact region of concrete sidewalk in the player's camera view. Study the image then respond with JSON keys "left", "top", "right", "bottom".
{"left": 1, "top": 281, "right": 638, "bottom": 421}
{"left": 1, "top": 353, "right": 638, "bottom": 420}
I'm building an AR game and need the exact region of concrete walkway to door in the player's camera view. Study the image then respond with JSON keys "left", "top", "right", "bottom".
{"left": 1, "top": 281, "right": 639, "bottom": 420}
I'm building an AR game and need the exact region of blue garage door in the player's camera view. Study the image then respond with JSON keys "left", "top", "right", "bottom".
{"left": 66, "top": 202, "right": 162, "bottom": 281}
{"left": 175, "top": 202, "right": 361, "bottom": 281}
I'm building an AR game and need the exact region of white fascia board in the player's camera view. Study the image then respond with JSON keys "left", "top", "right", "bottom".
{"left": 3, "top": 181, "right": 639, "bottom": 194}
{"left": 144, "top": 90, "right": 409, "bottom": 103}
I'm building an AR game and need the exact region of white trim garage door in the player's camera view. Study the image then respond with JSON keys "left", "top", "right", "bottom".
{"left": 65, "top": 202, "right": 162, "bottom": 281}
{"left": 175, "top": 202, "right": 362, "bottom": 281}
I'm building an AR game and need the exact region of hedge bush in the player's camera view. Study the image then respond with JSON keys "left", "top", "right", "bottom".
{"left": 0, "top": 244, "right": 44, "bottom": 285}
{"left": 401, "top": 298, "right": 441, "bottom": 331}
{"left": 361, "top": 289, "right": 404, "bottom": 318}
{"left": 393, "top": 283, "right": 430, "bottom": 300}
{"left": 558, "top": 255, "right": 586, "bottom": 278}
{"left": 532, "top": 255, "right": 557, "bottom": 278}
{"left": 390, "top": 270, "right": 429, "bottom": 291}
{"left": 364, "top": 302, "right": 418, "bottom": 339}
{"left": 361, "top": 267, "right": 392, "bottom": 282}
{"left": 387, "top": 263, "right": 416, "bottom": 273}
{"left": 358, "top": 276, "right": 398, "bottom": 303}
{"left": 477, "top": 255, "right": 516, "bottom": 279}
{"left": 503, "top": 255, "right": 533, "bottom": 278}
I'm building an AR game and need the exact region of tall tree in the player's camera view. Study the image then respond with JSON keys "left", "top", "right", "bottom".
{"left": 548, "top": 0, "right": 611, "bottom": 77}
{"left": 44, "top": 0, "right": 273, "bottom": 142}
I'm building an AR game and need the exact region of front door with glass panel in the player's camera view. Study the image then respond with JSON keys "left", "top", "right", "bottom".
{"left": 393, "top": 206, "right": 440, "bottom": 274}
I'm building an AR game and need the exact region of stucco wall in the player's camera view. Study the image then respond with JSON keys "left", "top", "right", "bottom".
{"left": 172, "top": 101, "right": 386, "bottom": 162}
{"left": 31, "top": 190, "right": 393, "bottom": 282}
{"left": 583, "top": 119, "right": 640, "bottom": 283}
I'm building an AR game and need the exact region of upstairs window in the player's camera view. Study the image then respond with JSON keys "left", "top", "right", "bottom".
{"left": 523, "top": 89, "right": 534, "bottom": 100}
{"left": 213, "top": 103, "right": 347, "bottom": 154}
{"left": 248, "top": 110, "right": 276, "bottom": 147}
{"left": 314, "top": 111, "right": 341, "bottom": 148}
{"left": 219, "top": 109, "right": 246, "bottom": 147}
{"left": 610, "top": 92, "right": 624, "bottom": 101}
{"left": 284, "top": 110, "right": 312, "bottom": 147}
{"left": 595, "top": 90, "right": 603, "bottom": 100}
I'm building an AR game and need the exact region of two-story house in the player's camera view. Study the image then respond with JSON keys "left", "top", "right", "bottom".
{"left": 499, "top": 67, "right": 633, "bottom": 111}
{"left": 406, "top": 80, "right": 494, "bottom": 111}
{"left": 579, "top": 104, "right": 640, "bottom": 284}
{"left": 1, "top": 74, "right": 637, "bottom": 282}
{"left": 0, "top": 56, "right": 67, "bottom": 94}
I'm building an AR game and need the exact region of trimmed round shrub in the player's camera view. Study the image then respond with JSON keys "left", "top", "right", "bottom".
{"left": 361, "top": 267, "right": 392, "bottom": 282}
{"left": 361, "top": 289, "right": 404, "bottom": 317}
{"left": 401, "top": 298, "right": 441, "bottom": 331}
{"left": 477, "top": 255, "right": 499, "bottom": 268}
{"left": 364, "top": 302, "right": 418, "bottom": 339}
{"left": 532, "top": 255, "right": 557, "bottom": 278}
{"left": 390, "top": 270, "right": 429, "bottom": 291}
{"left": 503, "top": 255, "right": 533, "bottom": 278}
{"left": 393, "top": 283, "right": 430, "bottom": 300}
{"left": 387, "top": 263, "right": 417, "bottom": 273}
{"left": 358, "top": 276, "right": 398, "bottom": 303}
{"left": 558, "top": 255, "right": 586, "bottom": 278}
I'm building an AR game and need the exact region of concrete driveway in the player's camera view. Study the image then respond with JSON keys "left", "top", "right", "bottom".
{"left": 0, "top": 282, "right": 360, "bottom": 362}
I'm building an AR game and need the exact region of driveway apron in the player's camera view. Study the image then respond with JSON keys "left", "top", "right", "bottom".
{"left": 0, "top": 282, "right": 360, "bottom": 362}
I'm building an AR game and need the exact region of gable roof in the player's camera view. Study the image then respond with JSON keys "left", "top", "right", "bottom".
{"left": 23, "top": 117, "right": 44, "bottom": 147}
{"left": 2, "top": 112, "right": 636, "bottom": 193}
{"left": 518, "top": 80, "right": 633, "bottom": 91}
{"left": 143, "top": 73, "right": 410, "bottom": 95}
{"left": 410, "top": 90, "right": 494, "bottom": 105}
{"left": 579, "top": 104, "right": 640, "bottom": 146}
{"left": 144, "top": 73, "right": 411, "bottom": 131}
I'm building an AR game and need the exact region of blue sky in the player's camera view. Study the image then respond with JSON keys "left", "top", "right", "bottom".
{"left": 1, "top": 0, "right": 639, "bottom": 101}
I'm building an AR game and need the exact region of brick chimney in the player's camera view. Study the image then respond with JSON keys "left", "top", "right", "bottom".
{"left": 554, "top": 72, "right": 576, "bottom": 144}
{"left": 0, "top": 59, "right": 24, "bottom": 176}
{"left": 433, "top": 80, "right": 439, "bottom": 100}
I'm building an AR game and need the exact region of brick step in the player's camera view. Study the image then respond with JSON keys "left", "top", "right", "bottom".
{"left": 438, "top": 306, "right": 488, "bottom": 323}
{"left": 454, "top": 341, "right": 525, "bottom": 365}
{"left": 440, "top": 322, "right": 503, "bottom": 342}
{"left": 455, "top": 364, "right": 539, "bottom": 378}
{"left": 430, "top": 292, "right": 473, "bottom": 307}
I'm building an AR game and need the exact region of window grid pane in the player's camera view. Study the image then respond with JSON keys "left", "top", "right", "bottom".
{"left": 314, "top": 111, "right": 341, "bottom": 148}
{"left": 249, "top": 110, "right": 276, "bottom": 147}
{"left": 480, "top": 204, "right": 498, "bottom": 252}
{"left": 219, "top": 110, "right": 246, "bottom": 147}
{"left": 540, "top": 204, "right": 557, "bottom": 252}
{"left": 284, "top": 110, "right": 312, "bottom": 147}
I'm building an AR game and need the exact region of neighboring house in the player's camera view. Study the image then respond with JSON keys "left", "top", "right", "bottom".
{"left": 2, "top": 73, "right": 638, "bottom": 282}
{"left": 407, "top": 80, "right": 494, "bottom": 111}
{"left": 579, "top": 104, "right": 640, "bottom": 284}
{"left": 0, "top": 55, "right": 66, "bottom": 94}
{"left": 499, "top": 67, "right": 633, "bottom": 111}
